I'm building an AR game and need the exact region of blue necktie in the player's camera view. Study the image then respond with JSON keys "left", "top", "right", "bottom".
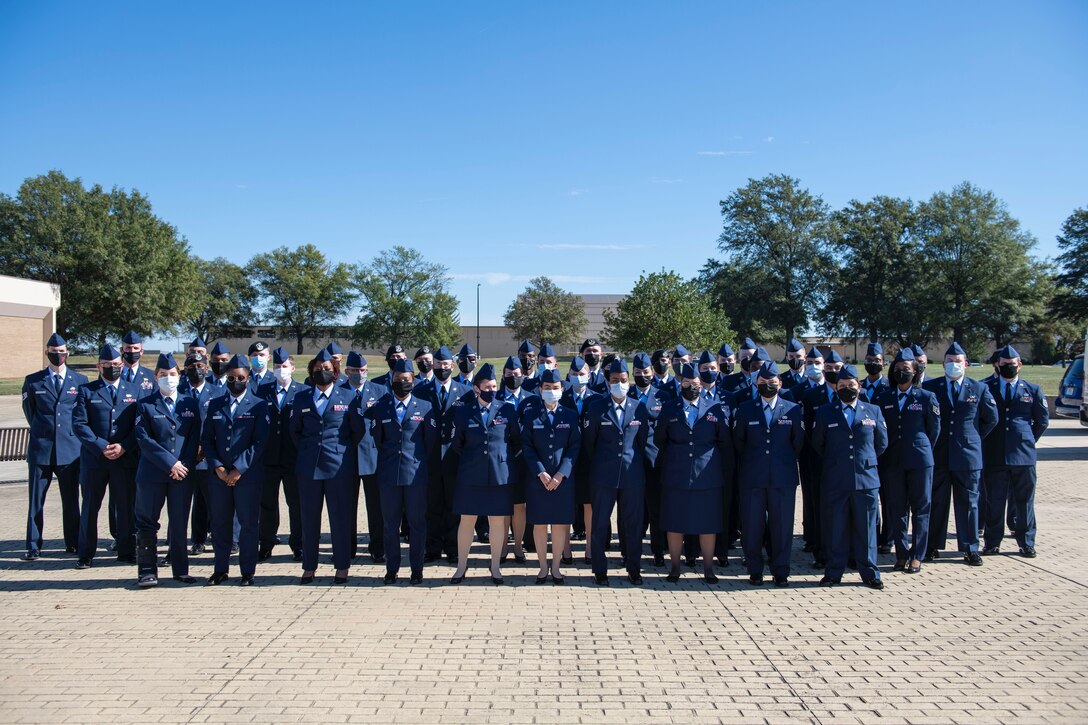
{"left": 951, "top": 382, "right": 960, "bottom": 410}
{"left": 481, "top": 405, "right": 489, "bottom": 427}
{"left": 108, "top": 383, "right": 116, "bottom": 405}
{"left": 54, "top": 372, "right": 63, "bottom": 394}
{"left": 764, "top": 403, "right": 772, "bottom": 426}
{"left": 686, "top": 404, "right": 696, "bottom": 428}
{"left": 843, "top": 405, "right": 855, "bottom": 428}
{"left": 898, "top": 391, "right": 908, "bottom": 411}
{"left": 277, "top": 387, "right": 286, "bottom": 409}
{"left": 164, "top": 396, "right": 174, "bottom": 413}
{"left": 396, "top": 401, "right": 406, "bottom": 423}
{"left": 316, "top": 393, "right": 328, "bottom": 416}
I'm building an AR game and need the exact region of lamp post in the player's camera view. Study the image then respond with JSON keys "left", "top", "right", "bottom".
{"left": 476, "top": 283, "right": 481, "bottom": 357}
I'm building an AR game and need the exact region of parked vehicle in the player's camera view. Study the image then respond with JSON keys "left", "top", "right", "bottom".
{"left": 1056, "top": 355, "right": 1083, "bottom": 419}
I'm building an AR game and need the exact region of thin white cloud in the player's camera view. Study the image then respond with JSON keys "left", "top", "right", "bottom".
{"left": 764, "top": 136, "right": 774, "bottom": 143}
{"left": 697, "top": 150, "right": 753, "bottom": 156}
{"left": 567, "top": 188, "right": 590, "bottom": 196}
{"left": 537, "top": 243, "right": 642, "bottom": 251}
{"left": 451, "top": 272, "right": 612, "bottom": 286}
{"left": 649, "top": 177, "right": 684, "bottom": 184}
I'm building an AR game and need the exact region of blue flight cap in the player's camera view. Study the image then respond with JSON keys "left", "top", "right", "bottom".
{"left": 569, "top": 355, "right": 587, "bottom": 372}
{"left": 749, "top": 347, "right": 767, "bottom": 365}
{"left": 538, "top": 342, "right": 555, "bottom": 357}
{"left": 945, "top": 342, "right": 966, "bottom": 357}
{"left": 996, "top": 343, "right": 1020, "bottom": 360}
{"left": 325, "top": 341, "right": 342, "bottom": 356}
{"left": 99, "top": 344, "right": 121, "bottom": 360}
{"left": 673, "top": 344, "right": 690, "bottom": 358}
{"left": 190, "top": 336, "right": 207, "bottom": 349}
{"left": 759, "top": 361, "right": 781, "bottom": 378}
{"left": 156, "top": 353, "right": 177, "bottom": 370}
{"left": 893, "top": 348, "right": 915, "bottom": 364}
{"left": 518, "top": 340, "right": 537, "bottom": 354}
{"left": 717, "top": 343, "right": 735, "bottom": 357}
{"left": 458, "top": 343, "right": 475, "bottom": 357}
{"left": 47, "top": 332, "right": 66, "bottom": 347}
{"left": 227, "top": 354, "right": 250, "bottom": 370}
{"left": 697, "top": 350, "right": 714, "bottom": 365}
{"left": 607, "top": 358, "right": 628, "bottom": 375}
{"left": 806, "top": 346, "right": 823, "bottom": 360}
{"left": 632, "top": 352, "right": 652, "bottom": 369}
{"left": 272, "top": 347, "right": 290, "bottom": 365}
{"left": 540, "top": 368, "right": 563, "bottom": 384}
{"left": 824, "top": 349, "right": 843, "bottom": 363}
{"left": 346, "top": 351, "right": 365, "bottom": 368}
{"left": 909, "top": 344, "right": 926, "bottom": 358}
{"left": 866, "top": 341, "right": 883, "bottom": 357}
{"left": 210, "top": 341, "right": 230, "bottom": 356}
{"left": 473, "top": 363, "right": 495, "bottom": 384}
{"left": 392, "top": 359, "right": 416, "bottom": 374}
{"left": 314, "top": 348, "right": 333, "bottom": 362}
{"left": 838, "top": 364, "right": 859, "bottom": 381}
{"left": 434, "top": 346, "right": 453, "bottom": 361}
{"left": 503, "top": 356, "right": 520, "bottom": 371}
{"left": 680, "top": 362, "right": 697, "bottom": 380}
{"left": 786, "top": 339, "right": 805, "bottom": 353}
{"left": 741, "top": 337, "right": 758, "bottom": 351}
{"left": 122, "top": 330, "right": 142, "bottom": 345}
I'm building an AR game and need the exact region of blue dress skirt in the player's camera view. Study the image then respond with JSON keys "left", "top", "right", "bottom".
{"left": 525, "top": 474, "right": 575, "bottom": 525}
{"left": 452, "top": 481, "right": 514, "bottom": 518}
{"left": 660, "top": 485, "right": 723, "bottom": 535}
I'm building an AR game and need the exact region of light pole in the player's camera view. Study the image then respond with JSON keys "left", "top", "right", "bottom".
{"left": 476, "top": 283, "right": 481, "bottom": 357}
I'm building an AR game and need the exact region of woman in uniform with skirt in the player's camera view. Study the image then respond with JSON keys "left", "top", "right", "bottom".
{"left": 653, "top": 362, "right": 734, "bottom": 583}
{"left": 521, "top": 368, "right": 582, "bottom": 583}
{"left": 446, "top": 364, "right": 518, "bottom": 584}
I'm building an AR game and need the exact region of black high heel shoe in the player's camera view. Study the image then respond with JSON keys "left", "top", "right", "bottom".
{"left": 300, "top": 574, "right": 315, "bottom": 584}
{"left": 535, "top": 574, "right": 548, "bottom": 585}
{"left": 450, "top": 573, "right": 465, "bottom": 584}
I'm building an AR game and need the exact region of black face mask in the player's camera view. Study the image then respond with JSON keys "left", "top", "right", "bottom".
{"left": 757, "top": 383, "right": 780, "bottom": 398}
{"left": 864, "top": 362, "right": 883, "bottom": 376}
{"left": 740, "top": 358, "right": 751, "bottom": 373}
{"left": 519, "top": 356, "right": 535, "bottom": 372}
{"left": 787, "top": 358, "right": 804, "bottom": 371}
{"left": 392, "top": 379, "right": 415, "bottom": 397}
{"left": 458, "top": 359, "right": 476, "bottom": 375}
{"left": 837, "top": 388, "right": 859, "bottom": 404}
{"left": 583, "top": 352, "right": 600, "bottom": 367}
{"left": 998, "top": 363, "right": 1019, "bottom": 380}
{"left": 915, "top": 362, "right": 927, "bottom": 374}
{"left": 416, "top": 359, "right": 433, "bottom": 374}
{"left": 122, "top": 351, "right": 141, "bottom": 365}
{"left": 652, "top": 360, "right": 669, "bottom": 376}
{"left": 186, "top": 368, "right": 206, "bottom": 385}
{"left": 101, "top": 365, "right": 121, "bottom": 382}
{"left": 476, "top": 389, "right": 495, "bottom": 403}
{"left": 699, "top": 370, "right": 717, "bottom": 385}
{"left": 227, "top": 379, "right": 248, "bottom": 396}
{"left": 505, "top": 374, "right": 524, "bottom": 390}
{"left": 210, "top": 361, "right": 228, "bottom": 377}
{"left": 434, "top": 367, "right": 452, "bottom": 382}
{"left": 892, "top": 368, "right": 914, "bottom": 385}
{"left": 824, "top": 370, "right": 839, "bottom": 385}
{"left": 634, "top": 374, "right": 653, "bottom": 389}
{"left": 720, "top": 361, "right": 735, "bottom": 375}
{"left": 671, "top": 362, "right": 683, "bottom": 376}
{"left": 47, "top": 351, "right": 67, "bottom": 367}
{"left": 681, "top": 385, "right": 700, "bottom": 402}
{"left": 313, "top": 369, "right": 336, "bottom": 387}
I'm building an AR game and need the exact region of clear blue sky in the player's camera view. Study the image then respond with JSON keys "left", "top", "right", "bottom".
{"left": 2, "top": 2, "right": 1086, "bottom": 341}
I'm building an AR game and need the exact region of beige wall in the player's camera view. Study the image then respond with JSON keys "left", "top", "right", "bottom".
{"left": 0, "top": 316, "right": 47, "bottom": 379}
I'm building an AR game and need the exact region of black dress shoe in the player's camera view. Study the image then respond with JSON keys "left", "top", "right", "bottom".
{"left": 239, "top": 576, "right": 255, "bottom": 586}
{"left": 552, "top": 575, "right": 565, "bottom": 585}
{"left": 811, "top": 559, "right": 826, "bottom": 569}
{"left": 925, "top": 548, "right": 940, "bottom": 561}
{"left": 982, "top": 545, "right": 1001, "bottom": 555}
{"left": 450, "top": 574, "right": 465, "bottom": 584}
{"left": 774, "top": 576, "right": 789, "bottom": 587}
{"left": 76, "top": 558, "right": 92, "bottom": 569}
{"left": 965, "top": 552, "right": 983, "bottom": 566}
{"left": 190, "top": 543, "right": 205, "bottom": 555}
{"left": 491, "top": 576, "right": 504, "bottom": 585}
{"left": 652, "top": 554, "right": 665, "bottom": 567}
{"left": 230, "top": 544, "right": 239, "bottom": 554}
{"left": 478, "top": 533, "right": 490, "bottom": 544}
{"left": 748, "top": 574, "right": 764, "bottom": 586}
{"left": 878, "top": 545, "right": 892, "bottom": 555}
{"left": 116, "top": 555, "right": 136, "bottom": 564}
{"left": 258, "top": 549, "right": 273, "bottom": 562}
{"left": 424, "top": 554, "right": 440, "bottom": 564}
{"left": 1019, "top": 546, "right": 1037, "bottom": 558}
{"left": 863, "top": 578, "right": 885, "bottom": 590}
{"left": 628, "top": 573, "right": 643, "bottom": 585}
{"left": 159, "top": 556, "right": 170, "bottom": 566}
{"left": 372, "top": 554, "right": 386, "bottom": 564}
{"left": 383, "top": 573, "right": 397, "bottom": 585}
{"left": 137, "top": 574, "right": 158, "bottom": 587}
{"left": 666, "top": 570, "right": 681, "bottom": 583}
{"left": 513, "top": 552, "right": 527, "bottom": 564}
{"left": 173, "top": 575, "right": 196, "bottom": 584}
{"left": 65, "top": 546, "right": 77, "bottom": 554}
{"left": 893, "top": 560, "right": 907, "bottom": 571}
{"left": 300, "top": 574, "right": 315, "bottom": 584}
{"left": 820, "top": 576, "right": 840, "bottom": 586}
{"left": 292, "top": 550, "right": 303, "bottom": 562}
{"left": 685, "top": 556, "right": 697, "bottom": 568}
{"left": 562, "top": 555, "right": 574, "bottom": 566}
{"left": 207, "top": 572, "right": 229, "bottom": 585}
{"left": 110, "top": 540, "right": 118, "bottom": 552}
{"left": 410, "top": 570, "right": 423, "bottom": 585}
{"left": 535, "top": 575, "right": 548, "bottom": 585}
{"left": 906, "top": 562, "right": 922, "bottom": 574}
{"left": 704, "top": 572, "right": 718, "bottom": 584}
{"left": 594, "top": 574, "right": 609, "bottom": 586}
{"left": 801, "top": 542, "right": 814, "bottom": 553}
{"left": 333, "top": 576, "right": 348, "bottom": 584}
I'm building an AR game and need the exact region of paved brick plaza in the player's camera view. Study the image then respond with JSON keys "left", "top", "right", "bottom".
{"left": 0, "top": 415, "right": 1085, "bottom": 724}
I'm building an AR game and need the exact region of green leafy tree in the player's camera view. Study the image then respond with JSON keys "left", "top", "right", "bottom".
{"left": 352, "top": 245, "right": 460, "bottom": 349}
{"left": 602, "top": 270, "right": 734, "bottom": 355}
{"left": 0, "top": 170, "right": 201, "bottom": 346}
{"left": 503, "top": 276, "right": 588, "bottom": 349}
{"left": 189, "top": 257, "right": 260, "bottom": 342}
{"left": 696, "top": 259, "right": 775, "bottom": 342}
{"left": 1050, "top": 207, "right": 1088, "bottom": 326}
{"left": 711, "top": 174, "right": 832, "bottom": 343}
{"left": 247, "top": 244, "right": 356, "bottom": 354}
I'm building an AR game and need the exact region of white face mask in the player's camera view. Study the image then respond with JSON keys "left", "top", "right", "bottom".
{"left": 540, "top": 388, "right": 562, "bottom": 405}
{"left": 805, "top": 364, "right": 822, "bottom": 380}
{"left": 944, "top": 361, "right": 965, "bottom": 380}
{"left": 571, "top": 374, "right": 589, "bottom": 388}
{"left": 543, "top": 362, "right": 557, "bottom": 372}
{"left": 610, "top": 382, "right": 629, "bottom": 399}
{"left": 274, "top": 367, "right": 293, "bottom": 384}
{"left": 157, "top": 375, "right": 179, "bottom": 394}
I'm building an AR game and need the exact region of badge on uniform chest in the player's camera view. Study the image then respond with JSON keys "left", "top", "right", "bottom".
{"left": 777, "top": 418, "right": 791, "bottom": 426}
{"left": 410, "top": 414, "right": 424, "bottom": 422}
{"left": 862, "top": 418, "right": 876, "bottom": 426}
{"left": 555, "top": 422, "right": 570, "bottom": 429}
{"left": 628, "top": 420, "right": 640, "bottom": 427}
{"left": 908, "top": 403, "right": 923, "bottom": 411}
{"left": 704, "top": 414, "right": 717, "bottom": 423}
{"left": 332, "top": 404, "right": 348, "bottom": 412}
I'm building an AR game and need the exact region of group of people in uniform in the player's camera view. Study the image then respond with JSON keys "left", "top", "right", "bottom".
{"left": 20, "top": 330, "right": 1049, "bottom": 590}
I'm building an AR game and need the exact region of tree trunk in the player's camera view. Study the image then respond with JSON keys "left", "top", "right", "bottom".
{"left": 296, "top": 332, "right": 305, "bottom": 355}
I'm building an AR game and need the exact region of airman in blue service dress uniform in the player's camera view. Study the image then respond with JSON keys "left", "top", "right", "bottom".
{"left": 371, "top": 359, "right": 440, "bottom": 585}
{"left": 291, "top": 349, "right": 361, "bottom": 584}
{"left": 780, "top": 339, "right": 808, "bottom": 391}
{"left": 923, "top": 342, "right": 998, "bottom": 565}
{"left": 176, "top": 336, "right": 207, "bottom": 395}
{"left": 446, "top": 363, "right": 518, "bottom": 584}
{"left": 733, "top": 362, "right": 805, "bottom": 586}
{"left": 982, "top": 344, "right": 1049, "bottom": 558}
{"left": 877, "top": 348, "right": 940, "bottom": 573}
{"left": 343, "top": 351, "right": 387, "bottom": 562}
{"left": 454, "top": 343, "right": 478, "bottom": 387}
{"left": 715, "top": 343, "right": 737, "bottom": 383}
{"left": 861, "top": 342, "right": 890, "bottom": 403}
{"left": 811, "top": 365, "right": 888, "bottom": 590}
{"left": 497, "top": 355, "right": 537, "bottom": 562}
{"left": 521, "top": 368, "right": 581, "bottom": 583}
{"left": 119, "top": 330, "right": 156, "bottom": 395}
{"left": 654, "top": 363, "right": 732, "bottom": 583}
{"left": 133, "top": 353, "right": 202, "bottom": 587}
{"left": 72, "top": 344, "right": 141, "bottom": 567}
{"left": 562, "top": 355, "right": 600, "bottom": 558}
{"left": 629, "top": 352, "right": 668, "bottom": 566}
{"left": 797, "top": 347, "right": 842, "bottom": 565}
{"left": 183, "top": 351, "right": 226, "bottom": 556}
{"left": 21, "top": 332, "right": 87, "bottom": 560}
{"left": 583, "top": 358, "right": 658, "bottom": 585}
{"left": 247, "top": 341, "right": 273, "bottom": 390}
{"left": 201, "top": 355, "right": 269, "bottom": 585}
{"left": 257, "top": 347, "right": 304, "bottom": 561}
